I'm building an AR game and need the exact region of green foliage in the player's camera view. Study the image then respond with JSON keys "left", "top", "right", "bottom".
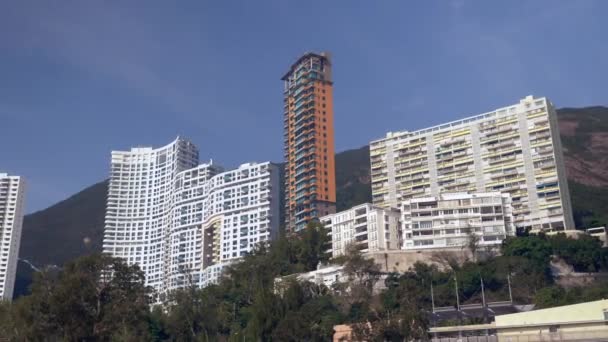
{"left": 357, "top": 263, "right": 431, "bottom": 340}
{"left": 271, "top": 296, "right": 343, "bottom": 341}
{"left": 534, "top": 281, "right": 608, "bottom": 309}
{"left": 158, "top": 221, "right": 335, "bottom": 341}
{"left": 502, "top": 235, "right": 552, "bottom": 268}
{"left": 503, "top": 232, "right": 608, "bottom": 273}
{"left": 0, "top": 254, "right": 151, "bottom": 341}
{"left": 569, "top": 180, "right": 608, "bottom": 228}
{"left": 3, "top": 233, "right": 608, "bottom": 340}
{"left": 549, "top": 233, "right": 604, "bottom": 272}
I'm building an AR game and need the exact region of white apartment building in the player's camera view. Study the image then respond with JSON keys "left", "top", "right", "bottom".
{"left": 320, "top": 203, "right": 401, "bottom": 258}
{"left": 0, "top": 173, "right": 26, "bottom": 300}
{"left": 103, "top": 138, "right": 199, "bottom": 293}
{"left": 370, "top": 96, "right": 574, "bottom": 232}
{"left": 169, "top": 161, "right": 280, "bottom": 290}
{"left": 103, "top": 138, "right": 280, "bottom": 297}
{"left": 401, "top": 192, "right": 515, "bottom": 249}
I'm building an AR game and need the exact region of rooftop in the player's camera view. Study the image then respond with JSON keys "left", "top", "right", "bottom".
{"left": 372, "top": 95, "right": 548, "bottom": 144}
{"left": 281, "top": 51, "right": 331, "bottom": 80}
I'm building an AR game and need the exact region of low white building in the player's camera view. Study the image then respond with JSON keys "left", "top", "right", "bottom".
{"left": 293, "top": 265, "right": 346, "bottom": 288}
{"left": 320, "top": 203, "right": 400, "bottom": 258}
{"left": 586, "top": 226, "right": 607, "bottom": 247}
{"left": 275, "top": 264, "right": 347, "bottom": 294}
{"left": 0, "top": 173, "right": 26, "bottom": 300}
{"left": 401, "top": 192, "right": 515, "bottom": 250}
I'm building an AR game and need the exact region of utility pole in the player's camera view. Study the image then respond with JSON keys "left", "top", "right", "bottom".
{"left": 431, "top": 282, "right": 435, "bottom": 313}
{"left": 455, "top": 274, "right": 462, "bottom": 338}
{"left": 431, "top": 281, "right": 437, "bottom": 339}
{"left": 481, "top": 274, "right": 489, "bottom": 335}
{"left": 507, "top": 274, "right": 513, "bottom": 303}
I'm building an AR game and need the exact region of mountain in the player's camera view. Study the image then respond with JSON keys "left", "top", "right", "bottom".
{"left": 15, "top": 180, "right": 107, "bottom": 297}
{"left": 15, "top": 106, "right": 608, "bottom": 297}
{"left": 558, "top": 106, "right": 608, "bottom": 227}
{"left": 335, "top": 145, "right": 372, "bottom": 211}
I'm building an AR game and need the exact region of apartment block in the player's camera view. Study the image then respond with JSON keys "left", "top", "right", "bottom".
{"left": 320, "top": 203, "right": 401, "bottom": 258}
{"left": 103, "top": 138, "right": 199, "bottom": 293}
{"left": 283, "top": 52, "right": 337, "bottom": 232}
{"left": 103, "top": 138, "right": 279, "bottom": 297}
{"left": 170, "top": 161, "right": 280, "bottom": 290}
{"left": 0, "top": 173, "right": 25, "bottom": 300}
{"left": 370, "top": 96, "right": 574, "bottom": 232}
{"left": 401, "top": 192, "right": 515, "bottom": 249}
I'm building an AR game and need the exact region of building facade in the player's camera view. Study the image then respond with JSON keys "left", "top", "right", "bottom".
{"left": 320, "top": 203, "right": 401, "bottom": 257}
{"left": 0, "top": 173, "right": 26, "bottom": 300}
{"left": 169, "top": 161, "right": 280, "bottom": 290}
{"left": 103, "top": 138, "right": 280, "bottom": 296}
{"left": 429, "top": 299, "right": 608, "bottom": 341}
{"left": 103, "top": 138, "right": 199, "bottom": 293}
{"left": 370, "top": 96, "right": 574, "bottom": 232}
{"left": 282, "top": 52, "right": 337, "bottom": 231}
{"left": 401, "top": 192, "right": 515, "bottom": 250}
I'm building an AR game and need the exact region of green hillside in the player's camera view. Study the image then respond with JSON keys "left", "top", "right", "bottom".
{"left": 15, "top": 106, "right": 608, "bottom": 298}
{"left": 15, "top": 180, "right": 107, "bottom": 297}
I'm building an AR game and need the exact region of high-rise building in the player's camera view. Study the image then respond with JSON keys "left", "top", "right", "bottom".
{"left": 170, "top": 161, "right": 280, "bottom": 290}
{"left": 400, "top": 192, "right": 515, "bottom": 250}
{"left": 320, "top": 203, "right": 401, "bottom": 258}
{"left": 103, "top": 138, "right": 280, "bottom": 297}
{"left": 0, "top": 173, "right": 26, "bottom": 300}
{"left": 103, "top": 138, "right": 199, "bottom": 293}
{"left": 282, "top": 52, "right": 337, "bottom": 232}
{"left": 370, "top": 96, "right": 574, "bottom": 232}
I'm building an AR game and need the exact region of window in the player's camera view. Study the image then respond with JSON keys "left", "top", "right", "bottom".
{"left": 549, "top": 325, "right": 560, "bottom": 333}
{"left": 481, "top": 206, "right": 494, "bottom": 214}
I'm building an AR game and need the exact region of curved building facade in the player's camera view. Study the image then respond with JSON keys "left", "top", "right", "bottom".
{"left": 169, "top": 162, "right": 279, "bottom": 290}
{"left": 103, "top": 138, "right": 199, "bottom": 292}
{"left": 0, "top": 173, "right": 26, "bottom": 300}
{"left": 103, "top": 138, "right": 279, "bottom": 297}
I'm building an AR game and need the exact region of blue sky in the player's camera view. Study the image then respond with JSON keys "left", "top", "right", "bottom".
{"left": 1, "top": 1, "right": 606, "bottom": 212}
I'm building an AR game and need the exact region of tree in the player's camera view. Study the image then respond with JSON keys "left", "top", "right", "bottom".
{"left": 466, "top": 231, "right": 481, "bottom": 262}
{"left": 502, "top": 235, "right": 552, "bottom": 270}
{"left": 549, "top": 233, "right": 603, "bottom": 272}
{"left": 337, "top": 244, "right": 381, "bottom": 305}
{"left": 0, "top": 254, "right": 152, "bottom": 341}
{"left": 165, "top": 284, "right": 226, "bottom": 341}
{"left": 293, "top": 221, "right": 331, "bottom": 272}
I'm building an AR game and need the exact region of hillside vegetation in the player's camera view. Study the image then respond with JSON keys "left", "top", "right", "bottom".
{"left": 3, "top": 225, "right": 608, "bottom": 340}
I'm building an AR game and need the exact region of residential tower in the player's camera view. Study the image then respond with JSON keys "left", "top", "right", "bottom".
{"left": 370, "top": 96, "right": 574, "bottom": 232}
{"left": 282, "top": 52, "right": 337, "bottom": 231}
{"left": 0, "top": 173, "right": 26, "bottom": 300}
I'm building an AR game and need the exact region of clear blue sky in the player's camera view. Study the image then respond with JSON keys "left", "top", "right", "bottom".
{"left": 1, "top": 1, "right": 606, "bottom": 213}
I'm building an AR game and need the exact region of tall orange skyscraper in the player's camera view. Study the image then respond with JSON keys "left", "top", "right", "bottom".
{"left": 282, "top": 52, "right": 336, "bottom": 232}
